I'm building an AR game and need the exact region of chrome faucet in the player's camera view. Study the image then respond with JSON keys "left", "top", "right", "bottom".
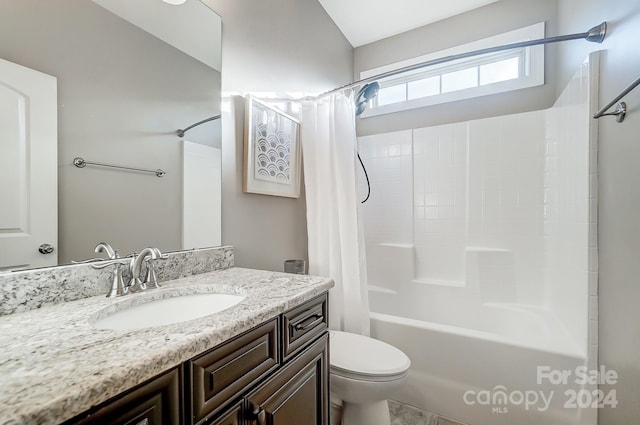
{"left": 128, "top": 247, "right": 163, "bottom": 293}
{"left": 84, "top": 243, "right": 165, "bottom": 297}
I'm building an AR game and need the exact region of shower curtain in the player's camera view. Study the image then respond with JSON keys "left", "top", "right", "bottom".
{"left": 301, "top": 93, "right": 370, "bottom": 335}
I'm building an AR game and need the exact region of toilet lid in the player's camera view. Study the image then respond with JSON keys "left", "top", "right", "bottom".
{"left": 329, "top": 331, "right": 411, "bottom": 378}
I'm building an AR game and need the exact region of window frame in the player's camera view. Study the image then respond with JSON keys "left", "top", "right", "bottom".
{"left": 360, "top": 22, "right": 545, "bottom": 117}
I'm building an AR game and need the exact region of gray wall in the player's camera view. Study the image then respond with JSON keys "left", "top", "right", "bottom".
{"left": 0, "top": 0, "right": 221, "bottom": 264}
{"left": 203, "top": 0, "right": 353, "bottom": 271}
{"left": 555, "top": 1, "right": 640, "bottom": 424}
{"left": 354, "top": 0, "right": 558, "bottom": 136}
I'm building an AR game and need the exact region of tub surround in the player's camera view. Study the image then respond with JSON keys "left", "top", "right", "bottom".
{"left": 0, "top": 245, "right": 234, "bottom": 316}
{"left": 0, "top": 265, "right": 333, "bottom": 425}
{"left": 362, "top": 54, "right": 599, "bottom": 425}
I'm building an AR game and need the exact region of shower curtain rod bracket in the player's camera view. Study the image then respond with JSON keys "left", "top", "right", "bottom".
{"left": 586, "top": 22, "right": 607, "bottom": 43}
{"left": 595, "top": 102, "right": 627, "bottom": 123}
{"left": 594, "top": 75, "right": 640, "bottom": 122}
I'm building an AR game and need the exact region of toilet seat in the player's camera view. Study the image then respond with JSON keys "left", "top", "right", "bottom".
{"left": 330, "top": 331, "right": 411, "bottom": 382}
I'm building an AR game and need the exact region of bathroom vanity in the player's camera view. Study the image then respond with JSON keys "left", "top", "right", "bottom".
{"left": 71, "top": 293, "right": 328, "bottom": 425}
{"left": 0, "top": 262, "right": 332, "bottom": 425}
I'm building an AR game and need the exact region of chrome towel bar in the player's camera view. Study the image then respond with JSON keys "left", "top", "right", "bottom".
{"left": 73, "top": 157, "right": 166, "bottom": 177}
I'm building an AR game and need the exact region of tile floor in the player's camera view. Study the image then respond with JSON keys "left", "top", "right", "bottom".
{"left": 389, "top": 400, "right": 467, "bottom": 425}
{"left": 330, "top": 400, "right": 468, "bottom": 425}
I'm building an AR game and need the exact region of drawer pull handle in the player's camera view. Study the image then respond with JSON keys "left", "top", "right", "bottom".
{"left": 293, "top": 314, "right": 323, "bottom": 331}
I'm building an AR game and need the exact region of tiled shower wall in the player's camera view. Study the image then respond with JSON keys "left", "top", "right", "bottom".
{"left": 412, "top": 124, "right": 469, "bottom": 286}
{"left": 357, "top": 131, "right": 413, "bottom": 290}
{"left": 359, "top": 112, "right": 547, "bottom": 305}
{"left": 412, "top": 113, "right": 547, "bottom": 305}
{"left": 358, "top": 53, "right": 598, "bottom": 354}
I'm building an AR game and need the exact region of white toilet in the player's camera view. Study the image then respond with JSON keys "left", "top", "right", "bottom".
{"left": 329, "top": 330, "right": 411, "bottom": 425}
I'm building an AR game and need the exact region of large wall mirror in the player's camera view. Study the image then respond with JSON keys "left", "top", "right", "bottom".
{"left": 0, "top": 0, "right": 222, "bottom": 270}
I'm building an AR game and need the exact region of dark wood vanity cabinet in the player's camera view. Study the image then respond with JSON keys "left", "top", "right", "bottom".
{"left": 196, "top": 293, "right": 328, "bottom": 425}
{"left": 69, "top": 367, "right": 183, "bottom": 425}
{"left": 66, "top": 293, "right": 328, "bottom": 425}
{"left": 206, "top": 402, "right": 242, "bottom": 425}
{"left": 244, "top": 335, "right": 328, "bottom": 425}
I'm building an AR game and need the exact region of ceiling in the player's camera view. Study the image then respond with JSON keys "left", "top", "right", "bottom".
{"left": 318, "top": 0, "right": 499, "bottom": 47}
{"left": 91, "top": 0, "right": 221, "bottom": 71}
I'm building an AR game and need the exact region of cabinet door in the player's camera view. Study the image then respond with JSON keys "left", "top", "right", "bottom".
{"left": 189, "top": 319, "right": 279, "bottom": 423}
{"left": 68, "top": 368, "right": 182, "bottom": 425}
{"left": 245, "top": 334, "right": 328, "bottom": 425}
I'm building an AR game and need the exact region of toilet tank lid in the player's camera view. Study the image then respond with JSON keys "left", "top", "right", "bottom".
{"left": 329, "top": 330, "right": 411, "bottom": 377}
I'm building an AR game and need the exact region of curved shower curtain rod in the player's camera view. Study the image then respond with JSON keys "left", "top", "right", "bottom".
{"left": 333, "top": 22, "right": 607, "bottom": 205}
{"left": 316, "top": 21, "right": 608, "bottom": 99}
{"left": 177, "top": 114, "right": 221, "bottom": 138}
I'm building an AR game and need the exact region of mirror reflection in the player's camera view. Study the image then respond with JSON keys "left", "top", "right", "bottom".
{"left": 0, "top": 0, "right": 222, "bottom": 270}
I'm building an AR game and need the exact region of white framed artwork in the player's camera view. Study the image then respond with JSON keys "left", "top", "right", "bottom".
{"left": 243, "top": 95, "right": 301, "bottom": 198}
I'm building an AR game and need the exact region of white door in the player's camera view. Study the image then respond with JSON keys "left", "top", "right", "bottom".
{"left": 0, "top": 58, "right": 57, "bottom": 271}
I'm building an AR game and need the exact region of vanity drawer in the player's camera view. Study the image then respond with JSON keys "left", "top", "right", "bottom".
{"left": 281, "top": 293, "right": 328, "bottom": 361}
{"left": 189, "top": 319, "right": 279, "bottom": 424}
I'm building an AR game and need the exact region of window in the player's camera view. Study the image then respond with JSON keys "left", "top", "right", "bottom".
{"left": 378, "top": 84, "right": 406, "bottom": 106}
{"left": 441, "top": 67, "right": 478, "bottom": 93}
{"left": 408, "top": 76, "right": 439, "bottom": 100}
{"left": 360, "top": 23, "right": 545, "bottom": 117}
{"left": 479, "top": 56, "right": 520, "bottom": 85}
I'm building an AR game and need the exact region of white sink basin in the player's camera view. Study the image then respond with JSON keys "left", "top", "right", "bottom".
{"left": 92, "top": 293, "right": 244, "bottom": 330}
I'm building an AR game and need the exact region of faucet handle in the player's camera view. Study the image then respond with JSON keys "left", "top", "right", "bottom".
{"left": 71, "top": 244, "right": 123, "bottom": 265}
{"left": 143, "top": 248, "right": 164, "bottom": 289}
{"left": 90, "top": 255, "right": 133, "bottom": 269}
{"left": 71, "top": 257, "right": 105, "bottom": 264}
{"left": 105, "top": 263, "right": 127, "bottom": 298}
{"left": 144, "top": 259, "right": 160, "bottom": 289}
{"left": 87, "top": 257, "right": 130, "bottom": 298}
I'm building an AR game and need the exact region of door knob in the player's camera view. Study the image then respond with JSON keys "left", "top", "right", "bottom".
{"left": 38, "top": 244, "right": 55, "bottom": 254}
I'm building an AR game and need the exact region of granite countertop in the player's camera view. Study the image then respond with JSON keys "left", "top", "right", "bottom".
{"left": 0, "top": 267, "right": 333, "bottom": 425}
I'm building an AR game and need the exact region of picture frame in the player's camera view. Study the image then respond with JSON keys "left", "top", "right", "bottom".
{"left": 243, "top": 95, "right": 302, "bottom": 198}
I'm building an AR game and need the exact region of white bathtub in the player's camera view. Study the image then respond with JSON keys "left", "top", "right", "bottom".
{"left": 369, "top": 284, "right": 596, "bottom": 425}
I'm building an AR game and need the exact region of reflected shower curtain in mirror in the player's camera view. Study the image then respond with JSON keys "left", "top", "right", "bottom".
{"left": 301, "top": 93, "right": 370, "bottom": 335}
